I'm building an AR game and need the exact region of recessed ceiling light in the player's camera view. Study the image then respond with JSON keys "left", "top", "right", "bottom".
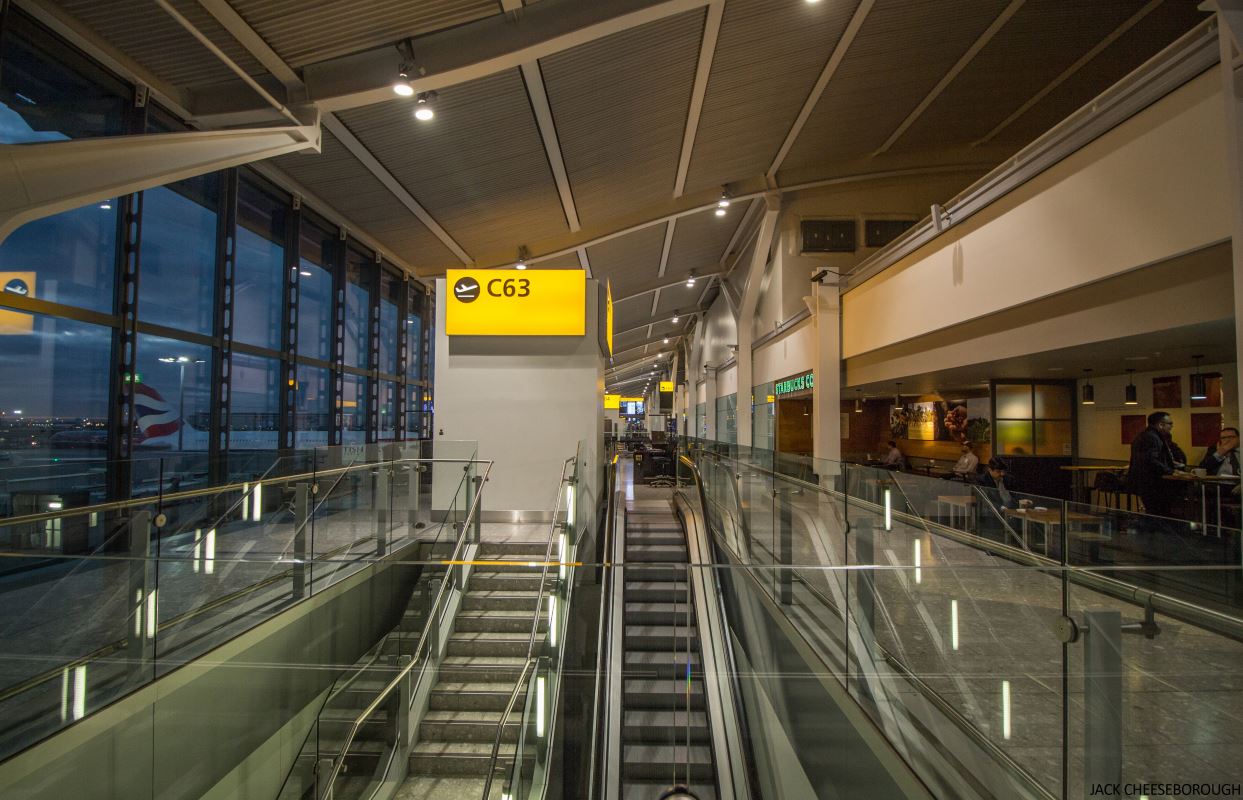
{"left": 1123, "top": 355, "right": 1150, "bottom": 361}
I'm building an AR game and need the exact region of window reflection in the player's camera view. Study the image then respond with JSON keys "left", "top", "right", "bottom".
{"left": 230, "top": 353, "right": 279, "bottom": 449}
{"left": 132, "top": 334, "right": 212, "bottom": 483}
{"left": 298, "top": 218, "right": 334, "bottom": 362}
{"left": 378, "top": 380, "right": 397, "bottom": 441}
{"left": 295, "top": 365, "right": 331, "bottom": 449}
{"left": 379, "top": 269, "right": 400, "bottom": 375}
{"left": 343, "top": 248, "right": 372, "bottom": 369}
{"left": 140, "top": 175, "right": 219, "bottom": 335}
{"left": 406, "top": 290, "right": 425, "bottom": 382}
{"left": 234, "top": 177, "right": 286, "bottom": 351}
{"left": 342, "top": 374, "right": 367, "bottom": 444}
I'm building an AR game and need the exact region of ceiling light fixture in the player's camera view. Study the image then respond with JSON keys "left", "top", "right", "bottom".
{"left": 671, "top": 311, "right": 680, "bottom": 324}
{"left": 1124, "top": 369, "right": 1138, "bottom": 405}
{"left": 515, "top": 245, "right": 529, "bottom": 270}
{"left": 1082, "top": 369, "right": 1095, "bottom": 405}
{"left": 394, "top": 40, "right": 417, "bottom": 97}
{"left": 414, "top": 91, "right": 437, "bottom": 121}
{"left": 1191, "top": 354, "right": 1208, "bottom": 400}
{"left": 854, "top": 389, "right": 863, "bottom": 413}
{"left": 893, "top": 382, "right": 902, "bottom": 407}
{"left": 99, "top": 201, "right": 112, "bottom": 210}
{"left": 686, "top": 271, "right": 696, "bottom": 288}
{"left": 663, "top": 337, "right": 669, "bottom": 344}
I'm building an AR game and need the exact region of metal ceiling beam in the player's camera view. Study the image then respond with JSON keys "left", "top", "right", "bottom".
{"left": 186, "top": 0, "right": 473, "bottom": 265}
{"left": 874, "top": 0, "right": 1026, "bottom": 156}
{"left": 615, "top": 313, "right": 690, "bottom": 338}
{"left": 192, "top": 0, "right": 714, "bottom": 119}
{"left": 520, "top": 60, "right": 581, "bottom": 232}
{"left": 974, "top": 0, "right": 1163, "bottom": 147}
{"left": 766, "top": 0, "right": 874, "bottom": 179}
{"left": 577, "top": 247, "right": 593, "bottom": 278}
{"left": 672, "top": 0, "right": 724, "bottom": 197}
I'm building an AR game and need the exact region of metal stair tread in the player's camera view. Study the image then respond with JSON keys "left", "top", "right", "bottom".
{"left": 623, "top": 744, "right": 715, "bottom": 764}
{"left": 432, "top": 681, "right": 523, "bottom": 694}
{"left": 411, "top": 741, "right": 516, "bottom": 757}
{"left": 422, "top": 709, "right": 508, "bottom": 723}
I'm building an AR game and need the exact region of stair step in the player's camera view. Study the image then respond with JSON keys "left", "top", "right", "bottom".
{"left": 624, "top": 580, "right": 690, "bottom": 602}
{"left": 624, "top": 679, "right": 705, "bottom": 709}
{"left": 625, "top": 545, "right": 687, "bottom": 563}
{"left": 455, "top": 609, "right": 543, "bottom": 634}
{"left": 625, "top": 624, "right": 699, "bottom": 650}
{"left": 623, "top": 650, "right": 701, "bottom": 679}
{"left": 623, "top": 564, "right": 687, "bottom": 582}
{"left": 439, "top": 655, "right": 527, "bottom": 683}
{"left": 622, "top": 744, "right": 715, "bottom": 780}
{"left": 476, "top": 541, "right": 550, "bottom": 558}
{"left": 447, "top": 632, "right": 543, "bottom": 657}
{"left": 420, "top": 710, "right": 520, "bottom": 743}
{"left": 623, "top": 709, "right": 711, "bottom": 742}
{"left": 409, "top": 741, "right": 516, "bottom": 777}
{"left": 429, "top": 682, "right": 526, "bottom": 712}
{"left": 625, "top": 601, "right": 695, "bottom": 626}
{"left": 462, "top": 590, "right": 540, "bottom": 611}
{"left": 626, "top": 532, "right": 686, "bottom": 547}
{"left": 469, "top": 572, "right": 546, "bottom": 591}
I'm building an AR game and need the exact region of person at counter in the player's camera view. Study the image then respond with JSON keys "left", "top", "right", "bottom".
{"left": 882, "top": 441, "right": 905, "bottom": 470}
{"left": 1127, "top": 411, "right": 1186, "bottom": 517}
{"left": 1199, "top": 427, "right": 1240, "bottom": 476}
{"left": 951, "top": 442, "right": 979, "bottom": 480}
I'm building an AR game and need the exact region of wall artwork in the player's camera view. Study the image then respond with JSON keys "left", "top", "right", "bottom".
{"left": 1191, "top": 412, "right": 1223, "bottom": 447}
{"left": 1151, "top": 376, "right": 1182, "bottom": 409}
{"left": 892, "top": 397, "right": 991, "bottom": 443}
{"left": 1121, "top": 414, "right": 1147, "bottom": 444}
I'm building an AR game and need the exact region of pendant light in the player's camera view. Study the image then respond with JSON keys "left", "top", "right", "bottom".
{"left": 1124, "top": 369, "right": 1138, "bottom": 405}
{"left": 894, "top": 382, "right": 903, "bottom": 407}
{"left": 1190, "top": 355, "right": 1207, "bottom": 401}
{"left": 854, "top": 389, "right": 863, "bottom": 413}
{"left": 1081, "top": 369, "right": 1095, "bottom": 405}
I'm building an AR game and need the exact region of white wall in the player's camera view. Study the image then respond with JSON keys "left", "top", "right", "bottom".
{"left": 433, "top": 278, "right": 604, "bottom": 514}
{"left": 843, "top": 70, "right": 1229, "bottom": 358}
{"left": 717, "top": 364, "right": 737, "bottom": 396}
{"left": 754, "top": 318, "right": 816, "bottom": 385}
{"left": 1077, "top": 362, "right": 1238, "bottom": 461}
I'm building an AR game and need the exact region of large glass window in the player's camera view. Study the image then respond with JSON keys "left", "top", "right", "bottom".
{"left": 378, "top": 380, "right": 397, "bottom": 441}
{"left": 342, "top": 374, "right": 367, "bottom": 444}
{"left": 406, "top": 384, "right": 423, "bottom": 441}
{"left": 139, "top": 174, "right": 219, "bottom": 335}
{"left": 233, "top": 176, "right": 286, "bottom": 351}
{"left": 994, "top": 382, "right": 1073, "bottom": 456}
{"left": 716, "top": 393, "right": 737, "bottom": 444}
{"left": 229, "top": 353, "right": 279, "bottom": 449}
{"left": 0, "top": 203, "right": 118, "bottom": 314}
{"left": 0, "top": 312, "right": 111, "bottom": 466}
{"left": 294, "top": 364, "right": 331, "bottom": 449}
{"left": 379, "top": 269, "right": 400, "bottom": 376}
{"left": 297, "top": 217, "right": 334, "bottom": 362}
{"left": 133, "top": 334, "right": 211, "bottom": 457}
{"left": 343, "top": 247, "right": 372, "bottom": 369}
{"left": 406, "top": 289, "right": 425, "bottom": 382}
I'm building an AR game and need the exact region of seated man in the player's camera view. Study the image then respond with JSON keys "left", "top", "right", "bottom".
{"left": 969, "top": 457, "right": 1035, "bottom": 547}
{"left": 951, "top": 442, "right": 979, "bottom": 480}
{"left": 1199, "top": 427, "right": 1240, "bottom": 476}
{"left": 881, "top": 440, "right": 905, "bottom": 470}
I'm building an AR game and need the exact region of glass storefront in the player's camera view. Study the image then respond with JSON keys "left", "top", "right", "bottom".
{"left": 717, "top": 393, "right": 737, "bottom": 443}
{"left": 752, "top": 381, "right": 775, "bottom": 451}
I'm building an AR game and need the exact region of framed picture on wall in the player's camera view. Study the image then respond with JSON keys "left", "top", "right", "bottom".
{"left": 1121, "top": 414, "right": 1147, "bottom": 444}
{"left": 1190, "top": 373, "right": 1223, "bottom": 408}
{"left": 1151, "top": 376, "right": 1182, "bottom": 408}
{"left": 1192, "top": 413, "right": 1223, "bottom": 447}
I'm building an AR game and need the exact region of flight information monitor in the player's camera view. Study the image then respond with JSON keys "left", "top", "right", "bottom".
{"left": 620, "top": 400, "right": 645, "bottom": 416}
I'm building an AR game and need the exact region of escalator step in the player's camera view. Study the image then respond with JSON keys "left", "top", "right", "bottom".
{"left": 624, "top": 678, "right": 705, "bottom": 709}
{"left": 622, "top": 782, "right": 717, "bottom": 800}
{"left": 623, "top": 649, "right": 700, "bottom": 679}
{"left": 623, "top": 709, "right": 710, "bottom": 742}
{"left": 624, "top": 601, "right": 696, "bottom": 626}
{"left": 625, "top": 624, "right": 699, "bottom": 650}
{"left": 624, "top": 580, "right": 690, "bottom": 602}
{"left": 622, "top": 744, "right": 715, "bottom": 780}
{"left": 625, "top": 545, "right": 688, "bottom": 562}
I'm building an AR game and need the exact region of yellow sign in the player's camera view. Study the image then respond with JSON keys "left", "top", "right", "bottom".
{"left": 604, "top": 394, "right": 620, "bottom": 410}
{"left": 621, "top": 397, "right": 643, "bottom": 403}
{"left": 606, "top": 280, "right": 614, "bottom": 355}
{"left": 767, "top": 395, "right": 776, "bottom": 403}
{"left": 0, "top": 272, "right": 35, "bottom": 334}
{"left": 659, "top": 381, "right": 673, "bottom": 393}
{"left": 446, "top": 269, "right": 585, "bottom": 336}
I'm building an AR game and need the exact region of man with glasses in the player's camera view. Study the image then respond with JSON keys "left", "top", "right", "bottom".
{"left": 1127, "top": 411, "right": 1186, "bottom": 517}
{"left": 1199, "top": 427, "right": 1240, "bottom": 476}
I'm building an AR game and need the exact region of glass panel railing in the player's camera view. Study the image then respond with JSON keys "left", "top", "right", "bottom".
{"left": 0, "top": 444, "right": 482, "bottom": 764}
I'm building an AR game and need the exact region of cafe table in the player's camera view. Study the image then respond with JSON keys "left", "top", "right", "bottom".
{"left": 1002, "top": 506, "right": 1108, "bottom": 555}
{"left": 1161, "top": 472, "right": 1240, "bottom": 534}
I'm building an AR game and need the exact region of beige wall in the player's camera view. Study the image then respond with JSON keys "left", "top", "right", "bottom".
{"left": 754, "top": 317, "right": 816, "bottom": 386}
{"left": 1077, "top": 362, "right": 1238, "bottom": 462}
{"left": 842, "top": 69, "right": 1229, "bottom": 359}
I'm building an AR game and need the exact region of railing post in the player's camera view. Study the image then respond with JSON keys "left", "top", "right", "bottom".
{"left": 126, "top": 510, "right": 154, "bottom": 681}
{"left": 316, "top": 758, "right": 335, "bottom": 800}
{"left": 408, "top": 463, "right": 423, "bottom": 530}
{"left": 778, "top": 488, "right": 793, "bottom": 605}
{"left": 294, "top": 482, "right": 310, "bottom": 598}
{"left": 375, "top": 466, "right": 390, "bottom": 557}
{"left": 853, "top": 517, "right": 876, "bottom": 701}
{"left": 397, "top": 654, "right": 413, "bottom": 751}
{"left": 1083, "top": 610, "right": 1123, "bottom": 796}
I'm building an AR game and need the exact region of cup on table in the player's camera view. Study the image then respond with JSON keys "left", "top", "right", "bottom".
{"left": 1192, "top": 468, "right": 1208, "bottom": 478}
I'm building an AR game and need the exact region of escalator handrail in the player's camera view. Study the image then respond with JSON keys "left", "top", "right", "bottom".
{"left": 587, "top": 456, "right": 621, "bottom": 800}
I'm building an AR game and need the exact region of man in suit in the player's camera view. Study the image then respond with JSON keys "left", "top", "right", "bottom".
{"left": 1127, "top": 411, "right": 1186, "bottom": 518}
{"left": 1199, "top": 427, "right": 1240, "bottom": 477}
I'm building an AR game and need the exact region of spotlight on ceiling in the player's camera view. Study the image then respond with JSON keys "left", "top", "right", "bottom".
{"left": 515, "top": 245, "right": 530, "bottom": 270}
{"left": 686, "top": 272, "right": 696, "bottom": 288}
{"left": 717, "top": 189, "right": 730, "bottom": 209}
{"left": 663, "top": 337, "right": 669, "bottom": 344}
{"left": 671, "top": 313, "right": 680, "bottom": 324}
{"left": 414, "top": 91, "right": 437, "bottom": 121}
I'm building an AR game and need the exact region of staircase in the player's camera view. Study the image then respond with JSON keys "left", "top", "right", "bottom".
{"left": 400, "top": 539, "right": 550, "bottom": 799}
{"left": 620, "top": 498, "right": 718, "bottom": 800}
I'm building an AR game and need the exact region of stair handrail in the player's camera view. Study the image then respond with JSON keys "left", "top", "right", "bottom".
{"left": 586, "top": 455, "right": 621, "bottom": 799}
{"left": 480, "top": 450, "right": 579, "bottom": 800}
{"left": 318, "top": 459, "right": 494, "bottom": 799}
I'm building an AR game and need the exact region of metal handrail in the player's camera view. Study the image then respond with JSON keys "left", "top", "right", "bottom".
{"left": 0, "top": 455, "right": 479, "bottom": 528}
{"left": 586, "top": 456, "right": 620, "bottom": 800}
{"left": 481, "top": 452, "right": 578, "bottom": 800}
{"left": 319, "top": 459, "right": 494, "bottom": 799}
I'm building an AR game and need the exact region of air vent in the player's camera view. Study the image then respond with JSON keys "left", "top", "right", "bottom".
{"left": 865, "top": 219, "right": 917, "bottom": 248}
{"left": 800, "top": 219, "right": 855, "bottom": 253}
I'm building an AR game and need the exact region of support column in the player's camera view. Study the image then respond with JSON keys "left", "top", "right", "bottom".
{"left": 1210, "top": 3, "right": 1243, "bottom": 418}
{"left": 735, "top": 193, "right": 781, "bottom": 448}
{"left": 812, "top": 278, "right": 843, "bottom": 466}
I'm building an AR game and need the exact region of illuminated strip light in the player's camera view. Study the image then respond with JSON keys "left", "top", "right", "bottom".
{"left": 61, "top": 669, "right": 69, "bottom": 722}
{"left": 913, "top": 538, "right": 922, "bottom": 584}
{"left": 253, "top": 482, "right": 263, "bottom": 523}
{"left": 134, "top": 590, "right": 144, "bottom": 638}
{"left": 951, "top": 599, "right": 959, "bottom": 651}
{"left": 1002, "top": 680, "right": 1012, "bottom": 740}
{"left": 205, "top": 528, "right": 216, "bottom": 575}
{"left": 73, "top": 665, "right": 86, "bottom": 720}
{"left": 559, "top": 533, "right": 567, "bottom": 580}
{"left": 241, "top": 483, "right": 250, "bottom": 521}
{"left": 536, "top": 676, "right": 546, "bottom": 737}
{"left": 193, "top": 529, "right": 202, "bottom": 574}
{"left": 146, "top": 589, "right": 158, "bottom": 640}
{"left": 548, "top": 596, "right": 558, "bottom": 647}
{"left": 884, "top": 488, "right": 892, "bottom": 531}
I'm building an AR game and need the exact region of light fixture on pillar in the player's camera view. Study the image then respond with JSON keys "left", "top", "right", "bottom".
{"left": 1124, "top": 369, "right": 1138, "bottom": 405}
{"left": 1190, "top": 355, "right": 1207, "bottom": 400}
{"left": 1081, "top": 369, "right": 1095, "bottom": 405}
{"left": 893, "top": 382, "right": 902, "bottom": 407}
{"left": 515, "top": 245, "right": 529, "bottom": 270}
{"left": 854, "top": 389, "right": 863, "bottom": 413}
{"left": 414, "top": 91, "right": 437, "bottom": 121}
{"left": 686, "top": 271, "right": 696, "bottom": 288}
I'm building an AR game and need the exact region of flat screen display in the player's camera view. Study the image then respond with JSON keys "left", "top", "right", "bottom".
{"left": 620, "top": 401, "right": 645, "bottom": 417}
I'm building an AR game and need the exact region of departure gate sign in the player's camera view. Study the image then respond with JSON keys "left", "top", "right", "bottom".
{"left": 446, "top": 269, "right": 585, "bottom": 336}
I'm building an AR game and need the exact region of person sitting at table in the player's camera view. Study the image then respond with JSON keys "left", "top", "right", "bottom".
{"left": 1199, "top": 427, "right": 1240, "bottom": 476}
{"left": 971, "top": 457, "right": 1029, "bottom": 510}
{"left": 951, "top": 442, "right": 979, "bottom": 480}
{"left": 882, "top": 440, "right": 905, "bottom": 470}
{"left": 1127, "top": 411, "right": 1186, "bottom": 518}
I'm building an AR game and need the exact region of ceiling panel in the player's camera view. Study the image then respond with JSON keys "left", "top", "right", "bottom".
{"left": 654, "top": 285, "right": 705, "bottom": 318}
{"left": 612, "top": 329, "right": 650, "bottom": 355}
{"left": 780, "top": 0, "right": 1011, "bottom": 173}
{"left": 55, "top": 0, "right": 267, "bottom": 90}
{"left": 891, "top": 1, "right": 1169, "bottom": 153}
{"left": 684, "top": 0, "right": 864, "bottom": 194}
{"left": 270, "top": 129, "right": 460, "bottom": 271}
{"left": 611, "top": 294, "right": 658, "bottom": 333}
{"left": 988, "top": 1, "right": 1208, "bottom": 152}
{"left": 585, "top": 224, "right": 669, "bottom": 300}
{"left": 541, "top": 10, "right": 703, "bottom": 227}
{"left": 228, "top": 0, "right": 500, "bottom": 68}
{"left": 336, "top": 69, "right": 570, "bottom": 262}
{"left": 533, "top": 253, "right": 584, "bottom": 269}
{"left": 666, "top": 207, "right": 742, "bottom": 279}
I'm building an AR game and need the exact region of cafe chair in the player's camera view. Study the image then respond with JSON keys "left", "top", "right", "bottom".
{"left": 1092, "top": 470, "right": 1133, "bottom": 511}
